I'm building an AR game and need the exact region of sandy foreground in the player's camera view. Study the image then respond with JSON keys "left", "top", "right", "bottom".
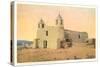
{"left": 17, "top": 43, "right": 95, "bottom": 63}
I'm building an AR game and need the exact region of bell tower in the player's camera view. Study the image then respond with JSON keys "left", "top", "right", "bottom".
{"left": 56, "top": 14, "right": 65, "bottom": 46}
{"left": 38, "top": 18, "right": 45, "bottom": 29}
{"left": 56, "top": 14, "right": 64, "bottom": 28}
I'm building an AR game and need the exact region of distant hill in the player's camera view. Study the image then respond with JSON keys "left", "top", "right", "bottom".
{"left": 17, "top": 40, "right": 33, "bottom": 46}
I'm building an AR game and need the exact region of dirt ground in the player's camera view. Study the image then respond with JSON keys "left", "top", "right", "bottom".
{"left": 17, "top": 43, "right": 95, "bottom": 63}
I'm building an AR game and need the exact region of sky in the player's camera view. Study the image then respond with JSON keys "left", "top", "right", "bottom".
{"left": 17, "top": 4, "right": 96, "bottom": 41}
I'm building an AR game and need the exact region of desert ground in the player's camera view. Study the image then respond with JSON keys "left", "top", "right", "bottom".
{"left": 17, "top": 43, "right": 95, "bottom": 63}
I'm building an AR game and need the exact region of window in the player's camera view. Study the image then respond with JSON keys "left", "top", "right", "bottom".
{"left": 46, "top": 31, "right": 48, "bottom": 36}
{"left": 78, "top": 34, "right": 80, "bottom": 39}
{"left": 60, "top": 20, "right": 63, "bottom": 25}
{"left": 42, "top": 24, "right": 44, "bottom": 28}
{"left": 35, "top": 39, "right": 39, "bottom": 48}
{"left": 43, "top": 40, "right": 47, "bottom": 48}
{"left": 38, "top": 24, "right": 40, "bottom": 28}
{"left": 56, "top": 20, "right": 58, "bottom": 25}
{"left": 61, "top": 22, "right": 62, "bottom": 25}
{"left": 38, "top": 24, "right": 44, "bottom": 28}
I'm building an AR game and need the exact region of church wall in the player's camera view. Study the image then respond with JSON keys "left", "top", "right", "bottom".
{"left": 46, "top": 27, "right": 59, "bottom": 49}
{"left": 33, "top": 25, "right": 61, "bottom": 49}
{"left": 64, "top": 30, "right": 88, "bottom": 43}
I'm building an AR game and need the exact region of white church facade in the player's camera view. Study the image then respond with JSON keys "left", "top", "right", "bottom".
{"left": 32, "top": 14, "right": 88, "bottom": 49}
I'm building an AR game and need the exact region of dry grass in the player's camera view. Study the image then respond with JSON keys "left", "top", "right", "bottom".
{"left": 17, "top": 43, "right": 95, "bottom": 63}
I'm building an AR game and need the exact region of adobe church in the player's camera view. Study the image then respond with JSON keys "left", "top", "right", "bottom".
{"left": 32, "top": 14, "right": 88, "bottom": 49}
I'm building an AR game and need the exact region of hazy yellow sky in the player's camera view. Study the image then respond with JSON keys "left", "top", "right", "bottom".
{"left": 17, "top": 4, "right": 96, "bottom": 41}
